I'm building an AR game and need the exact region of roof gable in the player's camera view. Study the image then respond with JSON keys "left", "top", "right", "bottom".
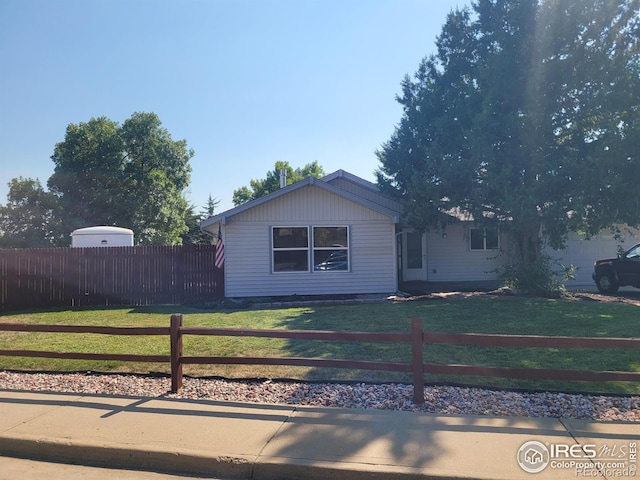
{"left": 322, "top": 169, "right": 404, "bottom": 214}
{"left": 322, "top": 169, "right": 379, "bottom": 192}
{"left": 200, "top": 170, "right": 402, "bottom": 232}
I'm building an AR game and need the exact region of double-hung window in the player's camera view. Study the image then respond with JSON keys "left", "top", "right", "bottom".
{"left": 272, "top": 226, "right": 349, "bottom": 272}
{"left": 470, "top": 228, "right": 499, "bottom": 251}
{"left": 313, "top": 226, "right": 349, "bottom": 271}
{"left": 272, "top": 227, "right": 309, "bottom": 272}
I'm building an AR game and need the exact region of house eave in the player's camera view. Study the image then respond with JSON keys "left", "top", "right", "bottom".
{"left": 200, "top": 171, "right": 403, "bottom": 234}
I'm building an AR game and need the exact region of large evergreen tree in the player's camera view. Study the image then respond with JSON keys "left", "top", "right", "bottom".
{"left": 376, "top": 0, "right": 640, "bottom": 290}
{"left": 181, "top": 195, "right": 221, "bottom": 245}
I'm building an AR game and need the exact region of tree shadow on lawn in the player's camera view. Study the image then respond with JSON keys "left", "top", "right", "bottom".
{"left": 269, "top": 299, "right": 640, "bottom": 394}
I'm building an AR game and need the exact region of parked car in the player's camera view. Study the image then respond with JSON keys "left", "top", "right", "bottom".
{"left": 592, "top": 243, "right": 640, "bottom": 293}
{"left": 314, "top": 251, "right": 348, "bottom": 271}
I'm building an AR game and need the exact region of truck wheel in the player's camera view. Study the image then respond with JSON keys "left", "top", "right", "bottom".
{"left": 596, "top": 273, "right": 619, "bottom": 294}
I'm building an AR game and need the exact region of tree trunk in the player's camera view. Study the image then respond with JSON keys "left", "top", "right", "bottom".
{"left": 513, "top": 221, "right": 542, "bottom": 265}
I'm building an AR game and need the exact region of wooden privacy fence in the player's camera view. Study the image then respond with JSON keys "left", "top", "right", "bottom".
{"left": 0, "top": 245, "right": 224, "bottom": 310}
{"left": 1, "top": 316, "right": 639, "bottom": 404}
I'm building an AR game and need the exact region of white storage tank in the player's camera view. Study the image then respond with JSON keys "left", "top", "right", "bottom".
{"left": 71, "top": 226, "right": 134, "bottom": 247}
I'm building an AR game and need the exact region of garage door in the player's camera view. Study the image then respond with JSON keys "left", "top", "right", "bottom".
{"left": 547, "top": 229, "right": 640, "bottom": 285}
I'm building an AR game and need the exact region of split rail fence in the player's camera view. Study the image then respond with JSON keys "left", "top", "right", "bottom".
{"left": 0, "top": 245, "right": 224, "bottom": 311}
{"left": 1, "top": 315, "right": 639, "bottom": 404}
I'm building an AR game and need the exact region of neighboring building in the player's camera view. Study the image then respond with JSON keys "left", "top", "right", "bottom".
{"left": 546, "top": 227, "right": 640, "bottom": 286}
{"left": 200, "top": 169, "right": 639, "bottom": 297}
{"left": 71, "top": 226, "right": 134, "bottom": 247}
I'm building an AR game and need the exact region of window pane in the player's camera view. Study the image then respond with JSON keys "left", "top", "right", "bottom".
{"left": 406, "top": 232, "right": 423, "bottom": 268}
{"left": 274, "top": 250, "right": 309, "bottom": 271}
{"left": 470, "top": 229, "right": 484, "bottom": 250}
{"left": 485, "top": 229, "right": 499, "bottom": 250}
{"left": 273, "top": 227, "right": 308, "bottom": 248}
{"left": 313, "top": 227, "right": 347, "bottom": 247}
{"left": 314, "top": 249, "right": 348, "bottom": 271}
{"left": 627, "top": 245, "right": 640, "bottom": 259}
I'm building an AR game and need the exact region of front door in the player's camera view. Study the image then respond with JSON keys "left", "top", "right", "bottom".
{"left": 402, "top": 231, "right": 427, "bottom": 282}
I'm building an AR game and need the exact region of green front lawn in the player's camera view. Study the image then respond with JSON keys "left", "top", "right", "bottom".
{"left": 1, "top": 295, "right": 639, "bottom": 394}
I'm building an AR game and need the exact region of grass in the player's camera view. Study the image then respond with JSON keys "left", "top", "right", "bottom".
{"left": 0, "top": 296, "right": 639, "bottom": 394}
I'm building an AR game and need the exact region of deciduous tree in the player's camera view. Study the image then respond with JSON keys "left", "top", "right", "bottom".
{"left": 0, "top": 177, "right": 64, "bottom": 247}
{"left": 48, "top": 112, "right": 194, "bottom": 244}
{"left": 232, "top": 161, "right": 325, "bottom": 206}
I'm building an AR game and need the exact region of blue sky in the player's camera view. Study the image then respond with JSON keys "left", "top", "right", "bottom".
{"left": 0, "top": 0, "right": 465, "bottom": 214}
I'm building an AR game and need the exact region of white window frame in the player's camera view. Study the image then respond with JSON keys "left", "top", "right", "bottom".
{"left": 271, "top": 226, "right": 310, "bottom": 273}
{"left": 312, "top": 226, "right": 350, "bottom": 273}
{"left": 271, "top": 225, "right": 351, "bottom": 273}
{"left": 470, "top": 227, "right": 500, "bottom": 251}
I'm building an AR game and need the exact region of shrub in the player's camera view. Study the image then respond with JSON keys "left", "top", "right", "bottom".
{"left": 498, "top": 253, "right": 576, "bottom": 298}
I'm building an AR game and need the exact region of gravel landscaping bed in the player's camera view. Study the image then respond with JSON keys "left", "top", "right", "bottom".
{"left": 1, "top": 371, "right": 638, "bottom": 422}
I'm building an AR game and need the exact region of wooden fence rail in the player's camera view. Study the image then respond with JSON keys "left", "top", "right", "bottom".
{"left": 1, "top": 316, "right": 639, "bottom": 405}
{"left": 0, "top": 324, "right": 169, "bottom": 364}
{"left": 0, "top": 245, "right": 224, "bottom": 311}
{"left": 423, "top": 332, "right": 640, "bottom": 384}
{"left": 169, "top": 315, "right": 424, "bottom": 401}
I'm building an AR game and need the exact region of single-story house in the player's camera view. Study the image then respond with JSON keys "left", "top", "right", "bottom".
{"left": 200, "top": 170, "right": 404, "bottom": 297}
{"left": 200, "top": 170, "right": 639, "bottom": 297}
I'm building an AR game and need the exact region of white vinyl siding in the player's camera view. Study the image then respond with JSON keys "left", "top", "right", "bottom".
{"left": 545, "top": 226, "right": 640, "bottom": 285}
{"left": 423, "top": 224, "right": 509, "bottom": 282}
{"left": 424, "top": 224, "right": 639, "bottom": 285}
{"left": 470, "top": 228, "right": 500, "bottom": 251}
{"left": 232, "top": 186, "right": 390, "bottom": 223}
{"left": 223, "top": 186, "right": 397, "bottom": 297}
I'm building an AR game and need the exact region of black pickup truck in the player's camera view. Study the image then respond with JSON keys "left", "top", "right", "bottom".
{"left": 592, "top": 243, "right": 640, "bottom": 294}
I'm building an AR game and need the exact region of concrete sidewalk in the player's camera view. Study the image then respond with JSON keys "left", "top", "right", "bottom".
{"left": 0, "top": 390, "right": 637, "bottom": 480}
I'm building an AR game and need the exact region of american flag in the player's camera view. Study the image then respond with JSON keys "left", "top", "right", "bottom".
{"left": 215, "top": 225, "right": 224, "bottom": 269}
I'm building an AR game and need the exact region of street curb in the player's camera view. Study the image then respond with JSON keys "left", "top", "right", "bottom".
{"left": 0, "top": 434, "right": 464, "bottom": 480}
{"left": 0, "top": 435, "right": 254, "bottom": 479}
{"left": 252, "top": 458, "right": 444, "bottom": 480}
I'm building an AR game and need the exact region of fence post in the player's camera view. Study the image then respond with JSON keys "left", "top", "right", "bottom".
{"left": 411, "top": 318, "right": 425, "bottom": 404}
{"left": 170, "top": 313, "right": 183, "bottom": 393}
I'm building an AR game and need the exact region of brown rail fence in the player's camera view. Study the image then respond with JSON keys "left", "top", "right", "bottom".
{"left": 169, "top": 315, "right": 425, "bottom": 401}
{"left": 1, "top": 316, "right": 639, "bottom": 404}
{"left": 0, "top": 245, "right": 224, "bottom": 311}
